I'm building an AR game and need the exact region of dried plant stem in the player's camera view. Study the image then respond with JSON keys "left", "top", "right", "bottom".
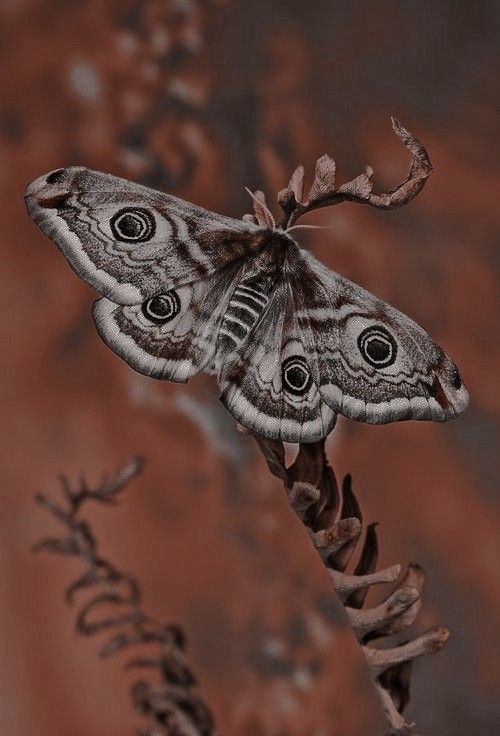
{"left": 254, "top": 437, "right": 449, "bottom": 736}
{"left": 33, "top": 458, "right": 217, "bottom": 736}
{"left": 33, "top": 441, "right": 448, "bottom": 735}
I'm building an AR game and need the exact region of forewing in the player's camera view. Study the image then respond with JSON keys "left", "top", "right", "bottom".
{"left": 25, "top": 167, "right": 264, "bottom": 304}
{"left": 219, "top": 280, "right": 336, "bottom": 442}
{"left": 293, "top": 249, "right": 468, "bottom": 423}
{"left": 93, "top": 261, "right": 244, "bottom": 382}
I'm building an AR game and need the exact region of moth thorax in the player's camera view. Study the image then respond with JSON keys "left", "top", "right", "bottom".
{"left": 252, "top": 231, "right": 288, "bottom": 275}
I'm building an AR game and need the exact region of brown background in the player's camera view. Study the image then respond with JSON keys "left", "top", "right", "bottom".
{"left": 0, "top": 1, "right": 499, "bottom": 734}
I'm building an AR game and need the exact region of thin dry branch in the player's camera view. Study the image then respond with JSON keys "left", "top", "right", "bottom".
{"left": 255, "top": 437, "right": 448, "bottom": 736}
{"left": 33, "top": 458, "right": 216, "bottom": 736}
{"left": 277, "top": 117, "right": 432, "bottom": 228}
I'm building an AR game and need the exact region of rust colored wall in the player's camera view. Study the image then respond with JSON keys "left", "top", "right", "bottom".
{"left": 0, "top": 1, "right": 498, "bottom": 735}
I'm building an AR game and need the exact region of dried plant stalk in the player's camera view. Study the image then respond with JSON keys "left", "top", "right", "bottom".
{"left": 33, "top": 442, "right": 449, "bottom": 735}
{"left": 254, "top": 437, "right": 449, "bottom": 736}
{"left": 275, "top": 117, "right": 432, "bottom": 229}
{"left": 33, "top": 458, "right": 217, "bottom": 736}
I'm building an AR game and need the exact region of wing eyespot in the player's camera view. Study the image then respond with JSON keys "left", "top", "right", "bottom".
{"left": 282, "top": 355, "right": 312, "bottom": 396}
{"left": 358, "top": 325, "right": 397, "bottom": 368}
{"left": 110, "top": 207, "right": 156, "bottom": 243}
{"left": 141, "top": 291, "right": 180, "bottom": 324}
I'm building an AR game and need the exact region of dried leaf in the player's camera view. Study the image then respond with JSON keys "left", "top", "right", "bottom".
{"left": 340, "top": 474, "right": 362, "bottom": 523}
{"left": 100, "top": 632, "right": 144, "bottom": 658}
{"left": 34, "top": 493, "right": 69, "bottom": 523}
{"left": 246, "top": 188, "right": 274, "bottom": 227}
{"left": 347, "top": 586, "right": 420, "bottom": 636}
{"left": 65, "top": 569, "right": 101, "bottom": 603}
{"left": 311, "top": 517, "right": 362, "bottom": 561}
{"left": 277, "top": 186, "right": 296, "bottom": 211}
{"left": 254, "top": 437, "right": 286, "bottom": 481}
{"left": 288, "top": 440, "right": 327, "bottom": 488}
{"left": 33, "top": 536, "right": 80, "bottom": 556}
{"left": 337, "top": 166, "right": 374, "bottom": 200}
{"left": 346, "top": 522, "right": 379, "bottom": 609}
{"left": 379, "top": 660, "right": 413, "bottom": 714}
{"left": 364, "top": 626, "right": 450, "bottom": 676}
{"left": 307, "top": 154, "right": 336, "bottom": 203}
{"left": 99, "top": 456, "right": 144, "bottom": 498}
{"left": 288, "top": 164, "right": 305, "bottom": 203}
{"left": 391, "top": 116, "right": 431, "bottom": 173}
{"left": 330, "top": 564, "right": 401, "bottom": 598}
{"left": 287, "top": 481, "right": 320, "bottom": 519}
{"left": 76, "top": 592, "right": 144, "bottom": 635}
{"left": 377, "top": 563, "right": 425, "bottom": 635}
{"left": 375, "top": 683, "right": 408, "bottom": 732}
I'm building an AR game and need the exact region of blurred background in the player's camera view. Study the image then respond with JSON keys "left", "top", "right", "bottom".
{"left": 1, "top": 1, "right": 498, "bottom": 734}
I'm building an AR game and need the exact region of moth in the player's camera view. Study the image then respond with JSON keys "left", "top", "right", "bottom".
{"left": 25, "top": 119, "right": 468, "bottom": 442}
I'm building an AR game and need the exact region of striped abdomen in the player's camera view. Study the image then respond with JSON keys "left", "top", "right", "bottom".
{"left": 217, "top": 278, "right": 269, "bottom": 357}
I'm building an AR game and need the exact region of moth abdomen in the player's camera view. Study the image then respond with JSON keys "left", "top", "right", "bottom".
{"left": 217, "top": 278, "right": 270, "bottom": 358}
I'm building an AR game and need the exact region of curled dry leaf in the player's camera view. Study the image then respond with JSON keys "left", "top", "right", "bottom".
{"left": 306, "top": 154, "right": 336, "bottom": 204}
{"left": 277, "top": 117, "right": 432, "bottom": 228}
{"left": 254, "top": 436, "right": 449, "bottom": 736}
{"left": 288, "top": 164, "right": 306, "bottom": 203}
{"left": 33, "top": 461, "right": 216, "bottom": 736}
{"left": 337, "top": 166, "right": 374, "bottom": 200}
{"left": 246, "top": 188, "right": 275, "bottom": 227}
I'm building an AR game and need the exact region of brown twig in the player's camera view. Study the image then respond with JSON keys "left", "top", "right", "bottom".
{"left": 33, "top": 458, "right": 217, "bottom": 736}
{"left": 271, "top": 117, "right": 432, "bottom": 229}
{"left": 254, "top": 437, "right": 449, "bottom": 736}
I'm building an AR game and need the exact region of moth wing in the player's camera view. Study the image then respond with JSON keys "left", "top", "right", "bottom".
{"left": 93, "top": 261, "right": 244, "bottom": 382}
{"left": 219, "top": 279, "right": 336, "bottom": 442}
{"left": 292, "top": 249, "right": 468, "bottom": 423}
{"left": 25, "top": 167, "right": 264, "bottom": 304}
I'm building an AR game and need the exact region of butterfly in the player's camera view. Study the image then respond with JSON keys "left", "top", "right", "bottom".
{"left": 25, "top": 119, "right": 468, "bottom": 442}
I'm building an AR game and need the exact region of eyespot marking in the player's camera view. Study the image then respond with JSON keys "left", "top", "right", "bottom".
{"left": 141, "top": 291, "right": 180, "bottom": 324}
{"left": 358, "top": 325, "right": 397, "bottom": 368}
{"left": 282, "top": 355, "right": 312, "bottom": 396}
{"left": 110, "top": 207, "right": 156, "bottom": 243}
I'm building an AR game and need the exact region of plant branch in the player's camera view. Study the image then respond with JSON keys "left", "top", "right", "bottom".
{"left": 254, "top": 436, "right": 448, "bottom": 736}
{"left": 275, "top": 117, "right": 432, "bottom": 228}
{"left": 33, "top": 458, "right": 217, "bottom": 736}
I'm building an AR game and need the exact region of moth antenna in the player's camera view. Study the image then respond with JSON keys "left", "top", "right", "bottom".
{"left": 245, "top": 187, "right": 276, "bottom": 229}
{"left": 285, "top": 224, "right": 335, "bottom": 233}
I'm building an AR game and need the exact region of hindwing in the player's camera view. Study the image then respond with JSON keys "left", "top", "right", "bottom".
{"left": 219, "top": 276, "right": 337, "bottom": 442}
{"left": 93, "top": 261, "right": 244, "bottom": 381}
